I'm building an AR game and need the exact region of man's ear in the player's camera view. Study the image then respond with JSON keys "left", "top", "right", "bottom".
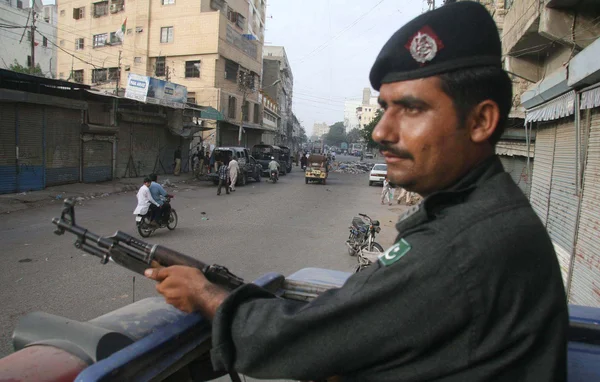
{"left": 469, "top": 100, "right": 500, "bottom": 143}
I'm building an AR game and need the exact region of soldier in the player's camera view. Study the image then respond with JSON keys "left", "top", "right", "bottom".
{"left": 145, "top": 3, "right": 568, "bottom": 381}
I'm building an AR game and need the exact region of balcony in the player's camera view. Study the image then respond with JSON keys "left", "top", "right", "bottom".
{"left": 502, "top": 0, "right": 543, "bottom": 56}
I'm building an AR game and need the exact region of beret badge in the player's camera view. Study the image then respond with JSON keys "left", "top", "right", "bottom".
{"left": 404, "top": 25, "right": 444, "bottom": 65}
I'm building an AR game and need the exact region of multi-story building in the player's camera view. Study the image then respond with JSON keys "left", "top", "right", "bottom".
{"left": 55, "top": 0, "right": 267, "bottom": 148}
{"left": 356, "top": 87, "right": 381, "bottom": 129}
{"left": 343, "top": 99, "right": 361, "bottom": 133}
{"left": 259, "top": 90, "right": 279, "bottom": 145}
{"left": 1, "top": 0, "right": 57, "bottom": 78}
{"left": 313, "top": 122, "right": 328, "bottom": 138}
{"left": 262, "top": 45, "right": 293, "bottom": 145}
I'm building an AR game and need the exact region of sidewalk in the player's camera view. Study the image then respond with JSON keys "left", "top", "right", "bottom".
{"left": 0, "top": 173, "right": 198, "bottom": 215}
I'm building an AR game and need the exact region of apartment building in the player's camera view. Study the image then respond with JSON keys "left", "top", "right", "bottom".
{"left": 313, "top": 122, "right": 328, "bottom": 138}
{"left": 55, "top": 0, "right": 267, "bottom": 147}
{"left": 343, "top": 99, "right": 361, "bottom": 133}
{"left": 356, "top": 87, "right": 381, "bottom": 130}
{"left": 262, "top": 45, "right": 293, "bottom": 145}
{"left": 1, "top": 0, "right": 57, "bottom": 78}
{"left": 259, "top": 90, "right": 279, "bottom": 144}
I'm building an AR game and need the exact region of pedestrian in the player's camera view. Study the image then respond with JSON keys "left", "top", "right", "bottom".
{"left": 173, "top": 146, "right": 182, "bottom": 176}
{"left": 228, "top": 155, "right": 239, "bottom": 192}
{"left": 381, "top": 176, "right": 393, "bottom": 206}
{"left": 216, "top": 160, "right": 229, "bottom": 196}
{"left": 145, "top": 3, "right": 567, "bottom": 381}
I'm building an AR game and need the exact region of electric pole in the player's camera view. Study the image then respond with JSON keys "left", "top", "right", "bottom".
{"left": 115, "top": 50, "right": 122, "bottom": 95}
{"left": 30, "top": 8, "right": 36, "bottom": 74}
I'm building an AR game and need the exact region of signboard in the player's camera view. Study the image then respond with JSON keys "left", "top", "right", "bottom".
{"left": 124, "top": 73, "right": 188, "bottom": 109}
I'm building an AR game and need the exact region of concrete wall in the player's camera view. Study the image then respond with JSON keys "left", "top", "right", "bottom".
{"left": 502, "top": 0, "right": 541, "bottom": 55}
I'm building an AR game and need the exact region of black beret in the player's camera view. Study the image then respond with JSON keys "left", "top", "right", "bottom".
{"left": 369, "top": 1, "right": 502, "bottom": 91}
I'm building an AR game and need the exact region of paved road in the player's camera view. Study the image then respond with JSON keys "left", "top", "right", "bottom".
{"left": 0, "top": 155, "right": 406, "bottom": 378}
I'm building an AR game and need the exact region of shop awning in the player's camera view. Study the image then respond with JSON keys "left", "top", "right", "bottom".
{"left": 524, "top": 90, "right": 575, "bottom": 124}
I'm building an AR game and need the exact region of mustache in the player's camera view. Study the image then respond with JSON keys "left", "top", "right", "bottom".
{"left": 378, "top": 145, "right": 414, "bottom": 160}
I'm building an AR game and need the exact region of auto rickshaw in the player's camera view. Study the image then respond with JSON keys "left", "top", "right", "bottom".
{"left": 305, "top": 154, "right": 328, "bottom": 185}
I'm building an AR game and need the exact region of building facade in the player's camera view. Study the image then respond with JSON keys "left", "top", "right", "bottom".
{"left": 356, "top": 88, "right": 381, "bottom": 130}
{"left": 55, "top": 0, "right": 267, "bottom": 148}
{"left": 259, "top": 90, "right": 279, "bottom": 145}
{"left": 343, "top": 99, "right": 361, "bottom": 133}
{"left": 1, "top": 0, "right": 57, "bottom": 78}
{"left": 313, "top": 122, "right": 328, "bottom": 138}
{"left": 262, "top": 45, "right": 293, "bottom": 146}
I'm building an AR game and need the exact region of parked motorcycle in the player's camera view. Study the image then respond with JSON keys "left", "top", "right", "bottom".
{"left": 136, "top": 196, "right": 178, "bottom": 237}
{"left": 269, "top": 169, "right": 278, "bottom": 183}
{"left": 346, "top": 213, "right": 383, "bottom": 256}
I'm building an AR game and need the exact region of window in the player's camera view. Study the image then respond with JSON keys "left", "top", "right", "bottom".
{"left": 228, "top": 96, "right": 236, "bottom": 119}
{"left": 75, "top": 38, "right": 84, "bottom": 50}
{"left": 253, "top": 103, "right": 259, "bottom": 123}
{"left": 110, "top": 0, "right": 124, "bottom": 13}
{"left": 27, "top": 55, "right": 31, "bottom": 67}
{"left": 27, "top": 30, "right": 31, "bottom": 41}
{"left": 225, "top": 59, "right": 238, "bottom": 81}
{"left": 92, "top": 68, "right": 107, "bottom": 83}
{"left": 134, "top": 57, "right": 142, "bottom": 64}
{"left": 109, "top": 32, "right": 121, "bottom": 45}
{"left": 187, "top": 93, "right": 196, "bottom": 104}
{"left": 42, "top": 37, "right": 47, "bottom": 47}
{"left": 227, "top": 7, "right": 238, "bottom": 23}
{"left": 162, "top": 0, "right": 175, "bottom": 4}
{"left": 93, "top": 1, "right": 108, "bottom": 17}
{"left": 108, "top": 67, "right": 120, "bottom": 81}
{"left": 93, "top": 33, "right": 108, "bottom": 47}
{"left": 17, "top": 0, "right": 22, "bottom": 9}
{"left": 242, "top": 101, "right": 249, "bottom": 122}
{"left": 505, "top": 0, "right": 513, "bottom": 9}
{"left": 185, "top": 60, "right": 200, "bottom": 78}
{"left": 155, "top": 56, "right": 165, "bottom": 76}
{"left": 73, "top": 70, "right": 84, "bottom": 83}
{"left": 73, "top": 7, "right": 85, "bottom": 20}
{"left": 160, "top": 27, "right": 173, "bottom": 43}
{"left": 60, "top": 9, "right": 65, "bottom": 16}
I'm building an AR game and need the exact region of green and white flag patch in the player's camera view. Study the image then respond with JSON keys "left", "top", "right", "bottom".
{"left": 379, "top": 238, "right": 412, "bottom": 266}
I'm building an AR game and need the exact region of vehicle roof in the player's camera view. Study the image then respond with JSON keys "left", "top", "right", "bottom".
{"left": 214, "top": 147, "right": 247, "bottom": 151}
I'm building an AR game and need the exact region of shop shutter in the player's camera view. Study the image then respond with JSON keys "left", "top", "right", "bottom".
{"left": 569, "top": 110, "right": 600, "bottom": 307}
{"left": 83, "top": 139, "right": 112, "bottom": 182}
{"left": 0, "top": 104, "right": 16, "bottom": 194}
{"left": 546, "top": 119, "right": 579, "bottom": 285}
{"left": 499, "top": 155, "right": 531, "bottom": 197}
{"left": 45, "top": 108, "right": 80, "bottom": 186}
{"left": 16, "top": 104, "right": 44, "bottom": 192}
{"left": 529, "top": 125, "right": 556, "bottom": 226}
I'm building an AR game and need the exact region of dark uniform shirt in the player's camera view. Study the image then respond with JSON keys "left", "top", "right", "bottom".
{"left": 211, "top": 156, "right": 568, "bottom": 381}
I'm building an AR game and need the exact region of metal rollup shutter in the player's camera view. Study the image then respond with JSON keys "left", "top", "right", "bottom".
{"left": 45, "top": 108, "right": 81, "bottom": 186}
{"left": 16, "top": 104, "right": 44, "bottom": 192}
{"left": 83, "top": 138, "right": 113, "bottom": 182}
{"left": 529, "top": 125, "right": 556, "bottom": 226}
{"left": 131, "top": 124, "right": 160, "bottom": 177}
{"left": 0, "top": 104, "right": 17, "bottom": 194}
{"left": 546, "top": 119, "right": 579, "bottom": 285}
{"left": 499, "top": 155, "right": 531, "bottom": 197}
{"left": 569, "top": 109, "right": 600, "bottom": 307}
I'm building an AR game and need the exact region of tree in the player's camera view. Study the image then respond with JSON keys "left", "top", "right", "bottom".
{"left": 323, "top": 121, "right": 346, "bottom": 146}
{"left": 347, "top": 128, "right": 362, "bottom": 143}
{"left": 299, "top": 127, "right": 308, "bottom": 144}
{"left": 9, "top": 60, "right": 44, "bottom": 77}
{"left": 361, "top": 109, "right": 383, "bottom": 149}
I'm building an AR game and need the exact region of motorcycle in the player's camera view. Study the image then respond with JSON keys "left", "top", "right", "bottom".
{"left": 270, "top": 169, "right": 278, "bottom": 183}
{"left": 136, "top": 196, "right": 178, "bottom": 237}
{"left": 346, "top": 213, "right": 383, "bottom": 256}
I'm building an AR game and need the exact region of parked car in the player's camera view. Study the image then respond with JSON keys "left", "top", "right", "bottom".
{"left": 364, "top": 152, "right": 375, "bottom": 159}
{"left": 369, "top": 163, "right": 387, "bottom": 186}
{"left": 206, "top": 147, "right": 260, "bottom": 186}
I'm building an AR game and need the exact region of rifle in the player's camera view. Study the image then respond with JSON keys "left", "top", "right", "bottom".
{"left": 51, "top": 199, "right": 244, "bottom": 290}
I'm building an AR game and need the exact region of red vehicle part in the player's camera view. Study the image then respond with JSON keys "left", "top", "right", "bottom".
{"left": 0, "top": 346, "right": 87, "bottom": 382}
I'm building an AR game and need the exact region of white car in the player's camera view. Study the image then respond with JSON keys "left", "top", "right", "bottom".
{"left": 369, "top": 163, "right": 387, "bottom": 186}
{"left": 365, "top": 152, "right": 375, "bottom": 159}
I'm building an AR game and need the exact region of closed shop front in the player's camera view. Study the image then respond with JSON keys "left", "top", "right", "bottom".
{"left": 45, "top": 108, "right": 81, "bottom": 186}
{"left": 569, "top": 105, "right": 600, "bottom": 306}
{"left": 498, "top": 155, "right": 532, "bottom": 197}
{"left": 16, "top": 104, "right": 44, "bottom": 192}
{"left": 82, "top": 136, "right": 113, "bottom": 182}
{"left": 0, "top": 104, "right": 16, "bottom": 194}
{"left": 529, "top": 124, "right": 556, "bottom": 227}
{"left": 218, "top": 122, "right": 240, "bottom": 147}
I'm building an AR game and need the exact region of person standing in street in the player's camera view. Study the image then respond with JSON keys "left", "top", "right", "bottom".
{"left": 173, "top": 146, "right": 182, "bottom": 176}
{"left": 228, "top": 155, "right": 239, "bottom": 192}
{"left": 145, "top": 3, "right": 568, "bottom": 381}
{"left": 381, "top": 176, "right": 394, "bottom": 206}
{"left": 216, "top": 160, "right": 230, "bottom": 196}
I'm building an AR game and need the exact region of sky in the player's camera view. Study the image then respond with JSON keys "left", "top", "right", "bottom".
{"left": 41, "top": 0, "right": 423, "bottom": 135}
{"left": 264, "top": 0, "right": 423, "bottom": 135}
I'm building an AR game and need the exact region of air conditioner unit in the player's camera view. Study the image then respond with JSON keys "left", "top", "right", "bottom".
{"left": 110, "top": 4, "right": 120, "bottom": 13}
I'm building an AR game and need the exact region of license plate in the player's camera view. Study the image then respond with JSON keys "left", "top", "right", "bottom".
{"left": 135, "top": 216, "right": 142, "bottom": 222}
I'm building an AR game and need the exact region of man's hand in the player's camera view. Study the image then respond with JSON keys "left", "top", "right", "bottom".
{"left": 144, "top": 266, "right": 229, "bottom": 319}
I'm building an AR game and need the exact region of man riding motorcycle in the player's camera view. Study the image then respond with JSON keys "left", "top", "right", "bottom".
{"left": 268, "top": 156, "right": 280, "bottom": 181}
{"left": 149, "top": 173, "right": 172, "bottom": 224}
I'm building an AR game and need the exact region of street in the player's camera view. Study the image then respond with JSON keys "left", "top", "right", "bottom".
{"left": 0, "top": 155, "right": 404, "bottom": 362}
